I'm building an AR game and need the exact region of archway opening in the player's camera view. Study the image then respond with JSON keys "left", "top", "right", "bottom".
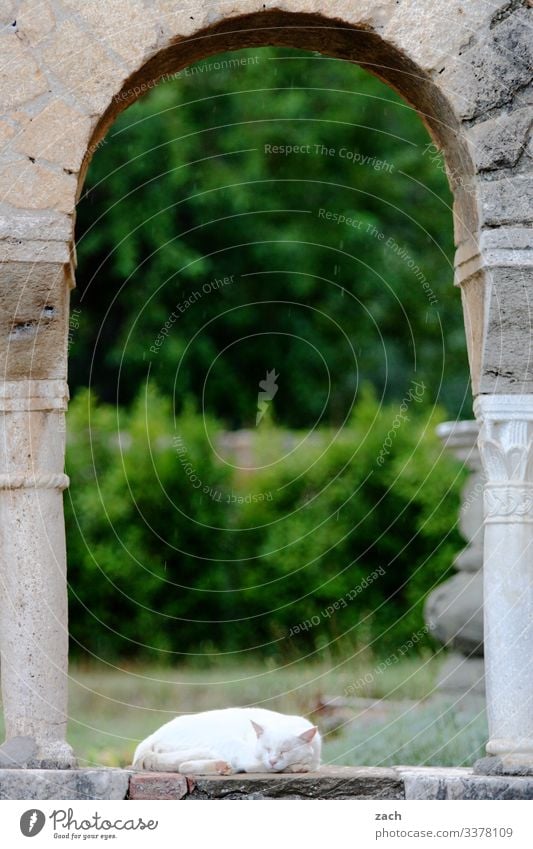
{"left": 64, "top": 38, "right": 479, "bottom": 770}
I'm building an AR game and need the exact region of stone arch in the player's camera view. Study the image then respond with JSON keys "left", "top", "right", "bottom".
{"left": 0, "top": 1, "right": 531, "bottom": 771}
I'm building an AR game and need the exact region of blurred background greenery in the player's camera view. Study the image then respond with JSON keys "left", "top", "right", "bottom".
{"left": 67, "top": 46, "right": 470, "bottom": 664}
{"left": 54, "top": 46, "right": 480, "bottom": 765}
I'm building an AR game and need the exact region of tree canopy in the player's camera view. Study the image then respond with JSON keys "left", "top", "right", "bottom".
{"left": 73, "top": 47, "right": 470, "bottom": 428}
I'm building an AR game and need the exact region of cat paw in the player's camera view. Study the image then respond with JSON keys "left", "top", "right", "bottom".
{"left": 137, "top": 755, "right": 158, "bottom": 770}
{"left": 215, "top": 760, "right": 234, "bottom": 775}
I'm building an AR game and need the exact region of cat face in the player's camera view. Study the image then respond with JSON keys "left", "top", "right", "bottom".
{"left": 251, "top": 721, "right": 319, "bottom": 772}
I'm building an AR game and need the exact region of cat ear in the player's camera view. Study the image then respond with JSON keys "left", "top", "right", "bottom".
{"left": 250, "top": 720, "right": 264, "bottom": 738}
{"left": 299, "top": 726, "right": 318, "bottom": 743}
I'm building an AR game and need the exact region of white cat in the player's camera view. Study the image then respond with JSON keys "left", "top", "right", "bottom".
{"left": 132, "top": 707, "right": 321, "bottom": 774}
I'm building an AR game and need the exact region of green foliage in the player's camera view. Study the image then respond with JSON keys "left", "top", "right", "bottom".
{"left": 65, "top": 386, "right": 464, "bottom": 661}
{"left": 65, "top": 387, "right": 233, "bottom": 658}
{"left": 66, "top": 47, "right": 469, "bottom": 663}
{"left": 72, "top": 47, "right": 469, "bottom": 427}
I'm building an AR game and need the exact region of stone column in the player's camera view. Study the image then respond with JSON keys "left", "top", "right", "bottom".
{"left": 474, "top": 395, "right": 533, "bottom": 775}
{"left": 425, "top": 420, "right": 484, "bottom": 700}
{"left": 0, "top": 379, "right": 75, "bottom": 767}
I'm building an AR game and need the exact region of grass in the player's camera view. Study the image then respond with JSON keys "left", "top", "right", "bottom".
{"left": 0, "top": 653, "right": 487, "bottom": 768}
{"left": 324, "top": 700, "right": 487, "bottom": 768}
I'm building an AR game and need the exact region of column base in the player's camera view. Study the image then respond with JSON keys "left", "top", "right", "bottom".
{"left": 474, "top": 755, "right": 533, "bottom": 777}
{"left": 0, "top": 736, "right": 77, "bottom": 769}
{"left": 31, "top": 740, "right": 77, "bottom": 770}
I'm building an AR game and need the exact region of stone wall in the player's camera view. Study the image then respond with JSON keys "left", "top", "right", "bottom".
{"left": 0, "top": 0, "right": 531, "bottom": 391}
{"left": 1, "top": 766, "right": 533, "bottom": 801}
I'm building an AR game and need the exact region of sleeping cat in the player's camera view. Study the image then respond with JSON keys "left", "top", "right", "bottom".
{"left": 132, "top": 707, "right": 321, "bottom": 774}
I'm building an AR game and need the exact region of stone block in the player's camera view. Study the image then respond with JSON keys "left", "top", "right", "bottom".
{"left": 492, "top": 8, "right": 533, "bottom": 71}
{"left": 475, "top": 756, "right": 533, "bottom": 777}
{"left": 480, "top": 265, "right": 533, "bottom": 394}
{"left": 129, "top": 772, "right": 189, "bottom": 799}
{"left": 441, "top": 41, "right": 531, "bottom": 120}
{"left": 61, "top": 0, "right": 159, "bottom": 69}
{"left": 401, "top": 767, "right": 533, "bottom": 800}
{"left": 0, "top": 769, "right": 130, "bottom": 800}
{"left": 16, "top": 0, "right": 55, "bottom": 45}
{"left": 0, "top": 261, "right": 70, "bottom": 381}
{"left": 0, "top": 34, "right": 48, "bottom": 112}
{"left": 42, "top": 21, "right": 127, "bottom": 115}
{"left": 480, "top": 175, "right": 533, "bottom": 226}
{"left": 0, "top": 209, "right": 72, "bottom": 242}
{"left": 14, "top": 100, "right": 93, "bottom": 172}
{"left": 468, "top": 109, "right": 532, "bottom": 171}
{"left": 383, "top": 0, "right": 492, "bottom": 73}
{"left": 185, "top": 766, "right": 404, "bottom": 800}
{"left": 0, "top": 159, "right": 77, "bottom": 213}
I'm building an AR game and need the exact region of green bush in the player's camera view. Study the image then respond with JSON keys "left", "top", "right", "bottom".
{"left": 65, "top": 386, "right": 464, "bottom": 661}
{"left": 65, "top": 387, "right": 233, "bottom": 659}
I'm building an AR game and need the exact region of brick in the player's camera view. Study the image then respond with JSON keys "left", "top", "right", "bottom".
{"left": 128, "top": 772, "right": 188, "bottom": 799}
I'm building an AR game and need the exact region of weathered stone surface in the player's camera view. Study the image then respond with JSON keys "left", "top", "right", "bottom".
{"left": 474, "top": 756, "right": 533, "bottom": 777}
{"left": 17, "top": 0, "right": 55, "bottom": 45}
{"left": 0, "top": 159, "right": 77, "bottom": 213}
{"left": 383, "top": 0, "right": 492, "bottom": 73}
{"left": 480, "top": 265, "right": 533, "bottom": 394}
{"left": 441, "top": 39, "right": 532, "bottom": 120}
{"left": 0, "top": 33, "right": 48, "bottom": 111}
{"left": 468, "top": 109, "right": 532, "bottom": 171}
{"left": 491, "top": 8, "right": 533, "bottom": 72}
{"left": 401, "top": 767, "right": 533, "bottom": 800}
{"left": 0, "top": 770, "right": 130, "bottom": 800}
{"left": 0, "top": 262, "right": 70, "bottom": 380}
{"left": 480, "top": 175, "right": 533, "bottom": 226}
{"left": 0, "top": 736, "right": 37, "bottom": 768}
{"left": 0, "top": 2, "right": 16, "bottom": 27}
{"left": 0, "top": 119, "right": 15, "bottom": 150}
{"left": 3, "top": 766, "right": 533, "bottom": 800}
{"left": 14, "top": 100, "right": 93, "bottom": 172}
{"left": 42, "top": 21, "right": 127, "bottom": 114}
{"left": 129, "top": 772, "right": 189, "bottom": 800}
{"left": 185, "top": 766, "right": 404, "bottom": 800}
{"left": 61, "top": 0, "right": 159, "bottom": 68}
{"left": 0, "top": 209, "right": 72, "bottom": 242}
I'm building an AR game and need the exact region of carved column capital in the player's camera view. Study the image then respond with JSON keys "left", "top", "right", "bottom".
{"left": 474, "top": 395, "right": 533, "bottom": 524}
